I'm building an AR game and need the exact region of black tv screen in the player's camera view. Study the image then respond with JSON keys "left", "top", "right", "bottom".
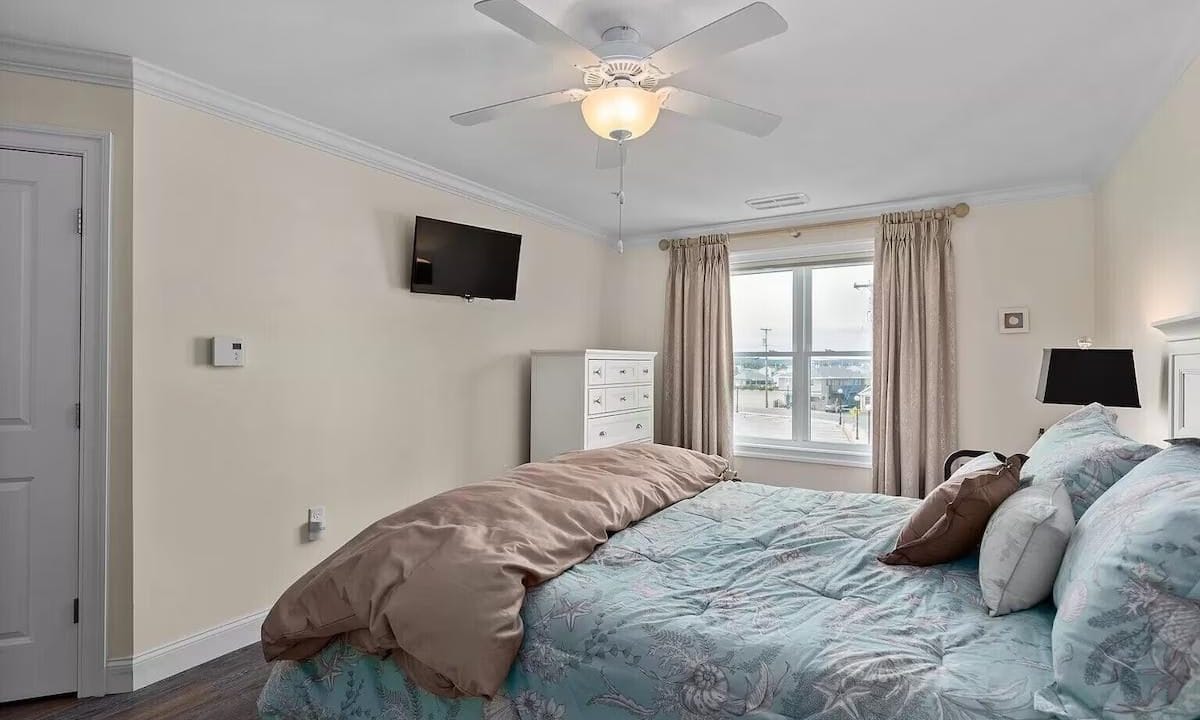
{"left": 410, "top": 216, "right": 522, "bottom": 300}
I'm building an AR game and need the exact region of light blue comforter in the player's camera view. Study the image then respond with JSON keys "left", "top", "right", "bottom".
{"left": 259, "top": 482, "right": 1055, "bottom": 719}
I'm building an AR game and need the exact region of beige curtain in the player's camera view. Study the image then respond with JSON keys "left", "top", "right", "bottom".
{"left": 662, "top": 235, "right": 734, "bottom": 459}
{"left": 871, "top": 211, "right": 958, "bottom": 498}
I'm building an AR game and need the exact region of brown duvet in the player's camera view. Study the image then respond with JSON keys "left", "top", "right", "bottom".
{"left": 260, "top": 442, "right": 729, "bottom": 699}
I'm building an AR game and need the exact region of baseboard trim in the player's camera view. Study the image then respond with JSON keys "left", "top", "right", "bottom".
{"left": 104, "top": 658, "right": 133, "bottom": 694}
{"left": 105, "top": 609, "right": 267, "bottom": 694}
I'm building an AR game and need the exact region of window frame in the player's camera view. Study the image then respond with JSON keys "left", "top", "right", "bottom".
{"left": 730, "top": 251, "right": 874, "bottom": 467}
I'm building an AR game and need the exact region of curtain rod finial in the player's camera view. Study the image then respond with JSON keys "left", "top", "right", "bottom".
{"left": 953, "top": 202, "right": 970, "bottom": 218}
{"left": 658, "top": 239, "right": 670, "bottom": 250}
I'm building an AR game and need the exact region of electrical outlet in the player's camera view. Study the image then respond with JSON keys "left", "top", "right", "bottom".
{"left": 307, "top": 506, "right": 326, "bottom": 541}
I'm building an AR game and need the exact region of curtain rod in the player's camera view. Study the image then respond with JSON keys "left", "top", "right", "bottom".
{"left": 657, "top": 202, "right": 971, "bottom": 250}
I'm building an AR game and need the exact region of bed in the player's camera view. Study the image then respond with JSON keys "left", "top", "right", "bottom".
{"left": 258, "top": 480, "right": 1055, "bottom": 719}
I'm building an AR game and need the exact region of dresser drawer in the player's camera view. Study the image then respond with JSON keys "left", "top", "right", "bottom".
{"left": 636, "top": 361, "right": 653, "bottom": 383}
{"left": 636, "top": 384, "right": 653, "bottom": 408}
{"left": 587, "top": 359, "right": 606, "bottom": 385}
{"left": 587, "top": 388, "right": 606, "bottom": 415}
{"left": 586, "top": 411, "right": 652, "bottom": 449}
{"left": 604, "top": 360, "right": 637, "bottom": 383}
{"left": 604, "top": 386, "right": 637, "bottom": 413}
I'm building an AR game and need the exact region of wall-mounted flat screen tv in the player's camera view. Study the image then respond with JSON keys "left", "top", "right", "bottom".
{"left": 409, "top": 216, "right": 522, "bottom": 300}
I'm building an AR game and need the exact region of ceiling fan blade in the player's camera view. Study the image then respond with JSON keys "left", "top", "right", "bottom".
{"left": 595, "top": 139, "right": 628, "bottom": 170}
{"left": 451, "top": 89, "right": 583, "bottom": 126}
{"left": 646, "top": 2, "right": 787, "bottom": 78}
{"left": 474, "top": 0, "right": 601, "bottom": 69}
{"left": 659, "top": 87, "right": 781, "bottom": 137}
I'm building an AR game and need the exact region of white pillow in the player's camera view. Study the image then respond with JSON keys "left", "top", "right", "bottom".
{"left": 949, "top": 452, "right": 1003, "bottom": 481}
{"left": 978, "top": 479, "right": 1074, "bottom": 616}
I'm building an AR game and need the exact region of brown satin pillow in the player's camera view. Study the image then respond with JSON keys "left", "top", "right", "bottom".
{"left": 878, "top": 454, "right": 1026, "bottom": 567}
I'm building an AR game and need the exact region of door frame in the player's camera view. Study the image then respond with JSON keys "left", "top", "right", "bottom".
{"left": 0, "top": 123, "right": 112, "bottom": 697}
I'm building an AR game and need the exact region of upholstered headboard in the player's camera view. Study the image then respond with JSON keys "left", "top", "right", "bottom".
{"left": 1153, "top": 313, "right": 1200, "bottom": 439}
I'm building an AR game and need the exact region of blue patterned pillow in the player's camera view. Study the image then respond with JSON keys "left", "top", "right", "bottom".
{"left": 1035, "top": 443, "right": 1200, "bottom": 719}
{"left": 1022, "top": 403, "right": 1159, "bottom": 519}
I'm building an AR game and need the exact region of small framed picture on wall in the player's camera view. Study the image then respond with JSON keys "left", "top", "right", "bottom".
{"left": 999, "top": 307, "right": 1029, "bottom": 334}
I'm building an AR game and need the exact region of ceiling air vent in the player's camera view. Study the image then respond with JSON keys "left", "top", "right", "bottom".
{"left": 745, "top": 193, "right": 810, "bottom": 211}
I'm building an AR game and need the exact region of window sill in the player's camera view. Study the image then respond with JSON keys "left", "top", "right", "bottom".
{"left": 734, "top": 442, "right": 872, "bottom": 469}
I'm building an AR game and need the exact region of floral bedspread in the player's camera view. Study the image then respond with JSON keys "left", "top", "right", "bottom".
{"left": 258, "top": 482, "right": 1055, "bottom": 719}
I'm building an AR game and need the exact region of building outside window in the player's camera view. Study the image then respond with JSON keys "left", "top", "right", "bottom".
{"left": 731, "top": 257, "right": 873, "bottom": 463}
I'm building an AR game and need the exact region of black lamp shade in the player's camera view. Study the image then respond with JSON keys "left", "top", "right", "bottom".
{"left": 1036, "top": 348, "right": 1140, "bottom": 408}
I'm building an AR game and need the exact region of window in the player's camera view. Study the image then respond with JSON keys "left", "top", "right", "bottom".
{"left": 731, "top": 258, "right": 873, "bottom": 462}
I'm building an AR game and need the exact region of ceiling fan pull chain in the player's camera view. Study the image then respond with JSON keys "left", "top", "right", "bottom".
{"left": 617, "top": 139, "right": 625, "bottom": 254}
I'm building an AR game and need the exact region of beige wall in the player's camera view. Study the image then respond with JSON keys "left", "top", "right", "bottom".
{"left": 603, "top": 194, "right": 1097, "bottom": 490}
{"left": 129, "top": 92, "right": 610, "bottom": 652}
{"left": 0, "top": 70, "right": 135, "bottom": 660}
{"left": 1095, "top": 57, "right": 1200, "bottom": 441}
{"left": 732, "top": 455, "right": 873, "bottom": 492}
{"left": 955, "top": 195, "right": 1096, "bottom": 453}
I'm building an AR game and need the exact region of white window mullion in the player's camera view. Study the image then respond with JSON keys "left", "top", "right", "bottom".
{"left": 794, "top": 268, "right": 811, "bottom": 443}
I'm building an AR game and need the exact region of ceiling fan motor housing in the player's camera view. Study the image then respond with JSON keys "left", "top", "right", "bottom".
{"left": 586, "top": 26, "right": 659, "bottom": 91}
{"left": 597, "top": 25, "right": 652, "bottom": 56}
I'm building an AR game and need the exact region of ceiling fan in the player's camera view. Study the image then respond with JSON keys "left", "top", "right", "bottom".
{"left": 451, "top": 0, "right": 788, "bottom": 168}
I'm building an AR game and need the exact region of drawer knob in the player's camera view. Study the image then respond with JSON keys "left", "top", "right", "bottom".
{"left": 642, "top": 368, "right": 649, "bottom": 374}
{"left": 593, "top": 368, "right": 601, "bottom": 375}
{"left": 593, "top": 398, "right": 602, "bottom": 405}
{"left": 599, "top": 430, "right": 607, "bottom": 437}
{"left": 619, "top": 369, "right": 627, "bottom": 374}
{"left": 620, "top": 396, "right": 627, "bottom": 402}
{"left": 636, "top": 423, "right": 643, "bottom": 429}
{"left": 643, "top": 394, "right": 649, "bottom": 399}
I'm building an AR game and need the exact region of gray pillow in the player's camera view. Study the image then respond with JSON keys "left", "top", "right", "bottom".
{"left": 978, "top": 479, "right": 1074, "bottom": 616}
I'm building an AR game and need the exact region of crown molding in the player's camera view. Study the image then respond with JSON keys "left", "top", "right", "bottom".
{"left": 0, "top": 35, "right": 132, "bottom": 87}
{"left": 128, "top": 60, "right": 605, "bottom": 240}
{"left": 0, "top": 35, "right": 605, "bottom": 240}
{"left": 624, "top": 181, "right": 1094, "bottom": 246}
{"left": 1153, "top": 312, "right": 1200, "bottom": 343}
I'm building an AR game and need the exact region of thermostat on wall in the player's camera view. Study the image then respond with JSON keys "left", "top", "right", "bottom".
{"left": 211, "top": 336, "right": 245, "bottom": 367}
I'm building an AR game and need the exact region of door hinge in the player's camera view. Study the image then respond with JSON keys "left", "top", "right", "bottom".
{"left": 74, "top": 402, "right": 81, "bottom": 429}
{"left": 76, "top": 208, "right": 83, "bottom": 236}
{"left": 73, "top": 598, "right": 79, "bottom": 624}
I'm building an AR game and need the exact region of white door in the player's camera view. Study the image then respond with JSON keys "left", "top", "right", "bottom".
{"left": 0, "top": 148, "right": 82, "bottom": 701}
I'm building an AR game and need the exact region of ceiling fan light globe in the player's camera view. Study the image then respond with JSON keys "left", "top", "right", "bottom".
{"left": 581, "top": 86, "right": 661, "bottom": 141}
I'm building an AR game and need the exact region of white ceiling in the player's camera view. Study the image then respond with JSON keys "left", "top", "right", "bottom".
{"left": 4, "top": 0, "right": 1200, "bottom": 238}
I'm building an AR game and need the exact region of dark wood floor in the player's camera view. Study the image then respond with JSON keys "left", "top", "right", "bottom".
{"left": 0, "top": 643, "right": 270, "bottom": 720}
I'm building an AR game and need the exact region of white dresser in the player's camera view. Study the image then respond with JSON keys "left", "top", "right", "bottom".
{"left": 530, "top": 349, "right": 657, "bottom": 462}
